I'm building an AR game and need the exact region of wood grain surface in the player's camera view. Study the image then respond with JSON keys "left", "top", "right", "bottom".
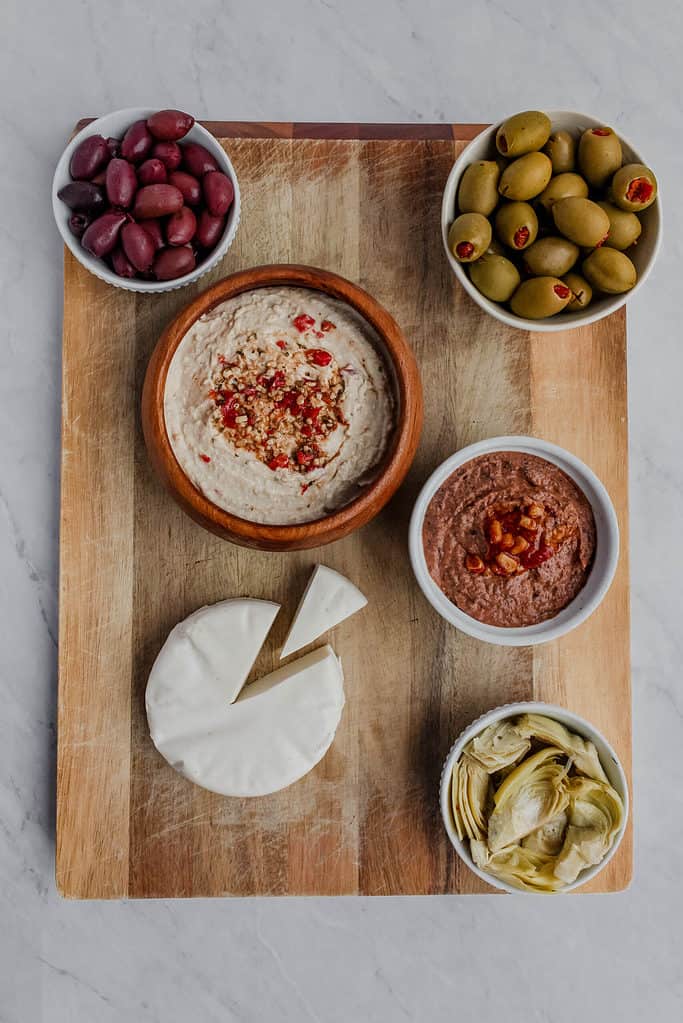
{"left": 57, "top": 123, "right": 632, "bottom": 898}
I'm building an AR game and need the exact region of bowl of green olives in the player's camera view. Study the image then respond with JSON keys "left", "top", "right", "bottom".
{"left": 441, "top": 110, "right": 661, "bottom": 331}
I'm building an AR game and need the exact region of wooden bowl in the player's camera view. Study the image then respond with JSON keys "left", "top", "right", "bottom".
{"left": 142, "top": 264, "right": 423, "bottom": 550}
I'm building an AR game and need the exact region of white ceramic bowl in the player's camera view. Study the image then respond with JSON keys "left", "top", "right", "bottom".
{"left": 442, "top": 110, "right": 662, "bottom": 331}
{"left": 408, "top": 435, "right": 619, "bottom": 646}
{"left": 439, "top": 701, "right": 629, "bottom": 894}
{"left": 52, "top": 107, "right": 241, "bottom": 293}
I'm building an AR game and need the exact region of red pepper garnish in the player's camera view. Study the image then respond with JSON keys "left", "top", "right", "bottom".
{"left": 465, "top": 504, "right": 571, "bottom": 579}
{"left": 199, "top": 454, "right": 211, "bottom": 463}
{"left": 554, "top": 284, "right": 571, "bottom": 299}
{"left": 591, "top": 127, "right": 612, "bottom": 136}
{"left": 514, "top": 227, "right": 529, "bottom": 249}
{"left": 320, "top": 320, "right": 336, "bottom": 332}
{"left": 293, "top": 314, "right": 315, "bottom": 333}
{"left": 626, "top": 177, "right": 654, "bottom": 204}
{"left": 306, "top": 348, "right": 332, "bottom": 367}
{"left": 456, "top": 241, "right": 474, "bottom": 260}
{"left": 276, "top": 340, "right": 287, "bottom": 350}
{"left": 301, "top": 424, "right": 313, "bottom": 437}
{"left": 296, "top": 449, "right": 315, "bottom": 466}
{"left": 301, "top": 482, "right": 311, "bottom": 494}
{"left": 219, "top": 390, "right": 240, "bottom": 429}
{"left": 267, "top": 453, "right": 290, "bottom": 470}
{"left": 520, "top": 545, "right": 555, "bottom": 570}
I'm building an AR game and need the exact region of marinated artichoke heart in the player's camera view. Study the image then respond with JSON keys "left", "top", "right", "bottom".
{"left": 469, "top": 720, "right": 531, "bottom": 773}
{"left": 515, "top": 713, "right": 608, "bottom": 782}
{"left": 450, "top": 713, "right": 624, "bottom": 892}
{"left": 471, "top": 840, "right": 565, "bottom": 894}
{"left": 488, "top": 746, "right": 570, "bottom": 852}
{"left": 451, "top": 754, "right": 490, "bottom": 842}
{"left": 553, "top": 777, "right": 625, "bottom": 884}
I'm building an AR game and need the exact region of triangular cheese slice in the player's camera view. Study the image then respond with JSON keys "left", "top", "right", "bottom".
{"left": 146, "top": 598, "right": 280, "bottom": 717}
{"left": 280, "top": 565, "right": 367, "bottom": 658}
{"left": 147, "top": 644, "right": 345, "bottom": 797}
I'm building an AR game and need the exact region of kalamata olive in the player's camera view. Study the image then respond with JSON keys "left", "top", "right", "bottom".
{"left": 168, "top": 170, "right": 202, "bottom": 205}
{"left": 195, "top": 210, "right": 225, "bottom": 249}
{"left": 68, "top": 212, "right": 91, "bottom": 239}
{"left": 153, "top": 246, "right": 196, "bottom": 280}
{"left": 141, "top": 218, "right": 165, "bottom": 251}
{"left": 121, "top": 222, "right": 155, "bottom": 271}
{"left": 70, "top": 134, "right": 110, "bottom": 180}
{"left": 90, "top": 169, "right": 107, "bottom": 186}
{"left": 81, "top": 211, "right": 128, "bottom": 258}
{"left": 105, "top": 158, "right": 137, "bottom": 209}
{"left": 147, "top": 109, "right": 195, "bottom": 141}
{"left": 106, "top": 137, "right": 121, "bottom": 159}
{"left": 133, "top": 184, "right": 184, "bottom": 219}
{"left": 181, "top": 142, "right": 219, "bottom": 177}
{"left": 58, "top": 181, "right": 106, "bottom": 214}
{"left": 152, "top": 141, "right": 182, "bottom": 171}
{"left": 121, "top": 119, "right": 154, "bottom": 162}
{"left": 166, "top": 206, "right": 197, "bottom": 246}
{"left": 138, "top": 158, "right": 168, "bottom": 186}
{"left": 111, "top": 245, "right": 137, "bottom": 278}
{"left": 203, "top": 171, "right": 235, "bottom": 216}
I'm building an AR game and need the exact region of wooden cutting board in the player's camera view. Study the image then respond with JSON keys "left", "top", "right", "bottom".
{"left": 57, "top": 122, "right": 632, "bottom": 898}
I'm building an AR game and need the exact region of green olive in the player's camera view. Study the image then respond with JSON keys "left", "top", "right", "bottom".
{"left": 448, "top": 213, "right": 492, "bottom": 263}
{"left": 499, "top": 152, "right": 553, "bottom": 201}
{"left": 523, "top": 236, "right": 579, "bottom": 277}
{"left": 561, "top": 272, "right": 593, "bottom": 310}
{"left": 496, "top": 111, "right": 551, "bottom": 158}
{"left": 552, "top": 197, "right": 611, "bottom": 248}
{"left": 611, "top": 163, "right": 658, "bottom": 212}
{"left": 582, "top": 248, "right": 637, "bottom": 294}
{"left": 596, "top": 201, "right": 642, "bottom": 251}
{"left": 543, "top": 130, "right": 576, "bottom": 173}
{"left": 457, "top": 160, "right": 500, "bottom": 216}
{"left": 494, "top": 201, "right": 539, "bottom": 251}
{"left": 469, "top": 253, "right": 521, "bottom": 303}
{"left": 537, "top": 172, "right": 589, "bottom": 213}
{"left": 510, "top": 276, "right": 573, "bottom": 319}
{"left": 577, "top": 126, "right": 623, "bottom": 188}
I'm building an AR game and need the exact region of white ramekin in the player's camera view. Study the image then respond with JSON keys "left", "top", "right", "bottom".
{"left": 439, "top": 701, "right": 629, "bottom": 894}
{"left": 408, "top": 435, "right": 619, "bottom": 646}
{"left": 52, "top": 107, "right": 241, "bottom": 293}
{"left": 442, "top": 110, "right": 662, "bottom": 332}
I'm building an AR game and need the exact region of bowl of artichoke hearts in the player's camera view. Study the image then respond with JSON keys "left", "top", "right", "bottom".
{"left": 440, "top": 702, "right": 628, "bottom": 893}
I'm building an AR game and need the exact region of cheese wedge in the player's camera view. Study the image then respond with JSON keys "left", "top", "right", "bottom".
{"left": 280, "top": 565, "right": 367, "bottom": 658}
{"left": 146, "top": 598, "right": 280, "bottom": 715}
{"left": 147, "top": 644, "right": 345, "bottom": 797}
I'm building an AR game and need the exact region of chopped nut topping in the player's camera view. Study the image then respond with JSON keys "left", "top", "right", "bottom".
{"left": 465, "top": 502, "right": 575, "bottom": 578}
{"left": 208, "top": 321, "right": 348, "bottom": 474}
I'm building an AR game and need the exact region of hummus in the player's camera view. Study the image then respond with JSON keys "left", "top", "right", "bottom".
{"left": 423, "top": 451, "right": 596, "bottom": 627}
{"left": 164, "top": 287, "right": 396, "bottom": 525}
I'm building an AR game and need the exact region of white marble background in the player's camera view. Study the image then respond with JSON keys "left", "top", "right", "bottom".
{"left": 2, "top": 0, "right": 682, "bottom": 1019}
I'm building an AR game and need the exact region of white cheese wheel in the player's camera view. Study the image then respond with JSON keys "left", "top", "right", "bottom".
{"left": 280, "top": 565, "right": 368, "bottom": 658}
{"left": 146, "top": 599, "right": 281, "bottom": 717}
{"left": 147, "top": 635, "right": 345, "bottom": 797}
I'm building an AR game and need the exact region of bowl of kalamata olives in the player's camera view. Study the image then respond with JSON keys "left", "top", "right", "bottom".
{"left": 441, "top": 110, "right": 661, "bottom": 331}
{"left": 52, "top": 107, "right": 240, "bottom": 292}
